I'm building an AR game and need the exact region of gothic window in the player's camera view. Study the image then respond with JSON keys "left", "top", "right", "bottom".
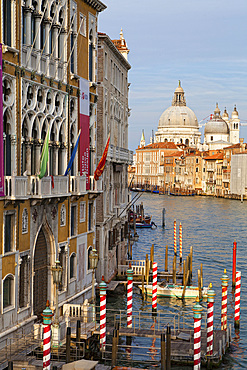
{"left": 79, "top": 13, "right": 86, "bottom": 37}
{"left": 87, "top": 245, "right": 92, "bottom": 270}
{"left": 19, "top": 255, "right": 29, "bottom": 308}
{"left": 22, "top": 208, "right": 28, "bottom": 234}
{"left": 70, "top": 253, "right": 76, "bottom": 280}
{"left": 4, "top": 212, "right": 15, "bottom": 254}
{"left": 3, "top": 110, "right": 12, "bottom": 177}
{"left": 3, "top": 275, "right": 14, "bottom": 309}
{"left": 80, "top": 201, "right": 86, "bottom": 223}
{"left": 60, "top": 204, "right": 66, "bottom": 227}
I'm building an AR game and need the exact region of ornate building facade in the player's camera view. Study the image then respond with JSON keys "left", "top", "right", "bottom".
{"left": 0, "top": 0, "right": 106, "bottom": 344}
{"left": 96, "top": 30, "right": 132, "bottom": 282}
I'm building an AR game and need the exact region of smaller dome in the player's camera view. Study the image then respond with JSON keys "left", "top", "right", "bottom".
{"left": 222, "top": 108, "right": 228, "bottom": 120}
{"left": 232, "top": 105, "right": 239, "bottom": 118}
{"left": 204, "top": 104, "right": 229, "bottom": 135}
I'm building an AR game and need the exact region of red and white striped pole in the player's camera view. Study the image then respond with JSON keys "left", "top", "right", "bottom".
{"left": 192, "top": 297, "right": 203, "bottom": 369}
{"left": 127, "top": 264, "right": 133, "bottom": 328}
{"left": 99, "top": 276, "right": 107, "bottom": 350}
{"left": 234, "top": 271, "right": 241, "bottom": 329}
{"left": 206, "top": 283, "right": 215, "bottom": 356}
{"left": 179, "top": 223, "right": 182, "bottom": 263}
{"left": 42, "top": 301, "right": 53, "bottom": 370}
{"left": 174, "top": 219, "right": 177, "bottom": 256}
{"left": 221, "top": 269, "right": 229, "bottom": 331}
{"left": 152, "top": 262, "right": 157, "bottom": 312}
{"left": 232, "top": 241, "right": 237, "bottom": 289}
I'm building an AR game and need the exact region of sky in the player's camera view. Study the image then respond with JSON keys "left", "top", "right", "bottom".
{"left": 98, "top": 0, "right": 247, "bottom": 152}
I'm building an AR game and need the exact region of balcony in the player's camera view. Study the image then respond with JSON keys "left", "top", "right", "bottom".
{"left": 29, "top": 176, "right": 70, "bottom": 198}
{"left": 108, "top": 145, "right": 133, "bottom": 164}
{"left": 207, "top": 168, "right": 215, "bottom": 172}
{"left": 70, "top": 175, "right": 87, "bottom": 195}
{"left": 5, "top": 176, "right": 28, "bottom": 199}
{"left": 89, "top": 176, "right": 103, "bottom": 193}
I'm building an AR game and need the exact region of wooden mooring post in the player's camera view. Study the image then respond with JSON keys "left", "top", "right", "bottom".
{"left": 160, "top": 333, "right": 166, "bottom": 370}
{"left": 141, "top": 268, "right": 145, "bottom": 299}
{"left": 76, "top": 320, "right": 81, "bottom": 359}
{"left": 112, "top": 329, "right": 118, "bottom": 368}
{"left": 66, "top": 327, "right": 71, "bottom": 363}
{"left": 173, "top": 255, "right": 176, "bottom": 284}
{"left": 150, "top": 244, "right": 154, "bottom": 269}
{"left": 145, "top": 254, "right": 149, "bottom": 284}
{"left": 162, "top": 208, "right": 166, "bottom": 228}
{"left": 166, "top": 325, "right": 171, "bottom": 370}
{"left": 165, "top": 245, "right": 168, "bottom": 272}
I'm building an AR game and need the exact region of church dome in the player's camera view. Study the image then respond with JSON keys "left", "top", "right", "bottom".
{"left": 158, "top": 106, "right": 198, "bottom": 128}
{"left": 204, "top": 104, "right": 229, "bottom": 135}
{"left": 158, "top": 82, "right": 198, "bottom": 128}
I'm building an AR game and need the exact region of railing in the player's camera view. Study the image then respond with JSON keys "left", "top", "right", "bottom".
{"left": 118, "top": 264, "right": 145, "bottom": 276}
{"left": 89, "top": 176, "right": 103, "bottom": 192}
{"left": 70, "top": 175, "right": 87, "bottom": 194}
{"left": 29, "top": 176, "right": 69, "bottom": 197}
{"left": 108, "top": 145, "right": 133, "bottom": 164}
{"left": 5, "top": 176, "right": 27, "bottom": 198}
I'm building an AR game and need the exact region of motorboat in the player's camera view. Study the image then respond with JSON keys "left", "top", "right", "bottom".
{"left": 138, "top": 283, "right": 208, "bottom": 299}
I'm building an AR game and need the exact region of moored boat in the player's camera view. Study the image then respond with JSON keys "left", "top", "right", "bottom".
{"left": 138, "top": 283, "right": 208, "bottom": 299}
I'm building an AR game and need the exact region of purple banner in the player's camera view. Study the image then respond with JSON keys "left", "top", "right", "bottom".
{"left": 0, "top": 44, "right": 4, "bottom": 196}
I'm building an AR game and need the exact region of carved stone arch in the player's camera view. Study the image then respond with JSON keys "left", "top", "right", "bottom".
{"left": 3, "top": 108, "right": 13, "bottom": 135}
{"left": 32, "top": 213, "right": 56, "bottom": 318}
{"left": 2, "top": 75, "right": 15, "bottom": 107}
{"left": 49, "top": 117, "right": 58, "bottom": 142}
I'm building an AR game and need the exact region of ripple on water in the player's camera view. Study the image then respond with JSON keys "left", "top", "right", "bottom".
{"left": 111, "top": 193, "right": 247, "bottom": 369}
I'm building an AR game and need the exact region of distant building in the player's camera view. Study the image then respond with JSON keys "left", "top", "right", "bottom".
{"left": 204, "top": 104, "right": 240, "bottom": 150}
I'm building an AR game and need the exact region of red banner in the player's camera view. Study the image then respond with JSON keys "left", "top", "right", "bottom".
{"left": 94, "top": 135, "right": 110, "bottom": 181}
{"left": 79, "top": 78, "right": 90, "bottom": 190}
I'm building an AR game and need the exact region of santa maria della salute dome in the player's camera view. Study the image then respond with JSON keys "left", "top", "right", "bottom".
{"left": 155, "top": 81, "right": 201, "bottom": 147}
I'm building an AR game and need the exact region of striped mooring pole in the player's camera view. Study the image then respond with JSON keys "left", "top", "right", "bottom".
{"left": 192, "top": 297, "right": 203, "bottom": 370}
{"left": 99, "top": 276, "right": 107, "bottom": 350}
{"left": 152, "top": 262, "right": 157, "bottom": 312}
{"left": 179, "top": 223, "right": 182, "bottom": 263}
{"left": 221, "top": 269, "right": 229, "bottom": 331}
{"left": 232, "top": 241, "right": 237, "bottom": 289}
{"left": 206, "top": 283, "right": 216, "bottom": 356}
{"left": 42, "top": 301, "right": 53, "bottom": 370}
{"left": 127, "top": 264, "right": 133, "bottom": 328}
{"left": 234, "top": 271, "right": 241, "bottom": 329}
{"left": 174, "top": 219, "right": 177, "bottom": 256}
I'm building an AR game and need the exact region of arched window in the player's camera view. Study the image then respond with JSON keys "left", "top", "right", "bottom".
{"left": 3, "top": 110, "right": 12, "bottom": 176}
{"left": 70, "top": 253, "right": 76, "bottom": 279}
{"left": 236, "top": 123, "right": 238, "bottom": 129}
{"left": 3, "top": 275, "right": 14, "bottom": 309}
{"left": 22, "top": 208, "right": 28, "bottom": 234}
{"left": 87, "top": 245, "right": 92, "bottom": 270}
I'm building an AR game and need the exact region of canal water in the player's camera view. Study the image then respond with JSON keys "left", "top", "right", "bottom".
{"left": 107, "top": 193, "right": 246, "bottom": 369}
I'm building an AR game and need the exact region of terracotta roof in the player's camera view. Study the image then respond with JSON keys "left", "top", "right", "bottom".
{"left": 223, "top": 143, "right": 243, "bottom": 150}
{"left": 204, "top": 153, "right": 223, "bottom": 160}
{"left": 138, "top": 142, "right": 178, "bottom": 150}
{"left": 162, "top": 150, "right": 183, "bottom": 158}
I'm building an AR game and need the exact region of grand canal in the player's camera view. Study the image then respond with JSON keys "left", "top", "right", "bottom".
{"left": 107, "top": 193, "right": 246, "bottom": 369}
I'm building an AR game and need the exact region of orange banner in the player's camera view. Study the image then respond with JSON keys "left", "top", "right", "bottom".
{"left": 94, "top": 135, "right": 110, "bottom": 181}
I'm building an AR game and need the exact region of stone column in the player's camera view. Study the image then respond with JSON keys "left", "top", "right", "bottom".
{"left": 10, "top": 135, "right": 17, "bottom": 176}
{"left": 34, "top": 13, "right": 42, "bottom": 50}
{"left": 44, "top": 20, "right": 51, "bottom": 55}
{"left": 52, "top": 144, "right": 59, "bottom": 176}
{"left": 25, "top": 9, "right": 32, "bottom": 46}
{"left": 34, "top": 140, "right": 41, "bottom": 175}
{"left": 25, "top": 140, "right": 32, "bottom": 175}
